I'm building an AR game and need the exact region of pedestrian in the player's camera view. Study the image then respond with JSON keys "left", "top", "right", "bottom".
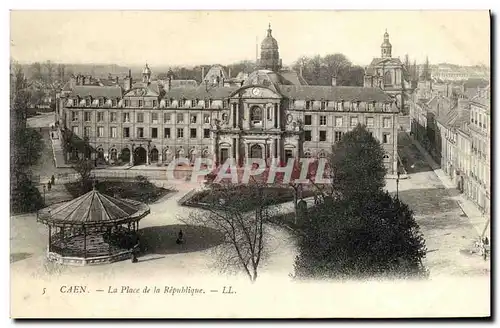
{"left": 51, "top": 175, "right": 55, "bottom": 185}
{"left": 176, "top": 229, "right": 184, "bottom": 244}
{"left": 47, "top": 181, "right": 52, "bottom": 191}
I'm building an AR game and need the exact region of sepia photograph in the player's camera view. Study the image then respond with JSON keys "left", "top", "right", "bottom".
{"left": 8, "top": 9, "right": 491, "bottom": 319}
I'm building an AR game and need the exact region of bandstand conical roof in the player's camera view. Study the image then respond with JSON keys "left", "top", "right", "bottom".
{"left": 38, "top": 188, "right": 150, "bottom": 227}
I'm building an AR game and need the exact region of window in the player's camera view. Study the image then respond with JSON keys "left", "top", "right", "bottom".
{"left": 137, "top": 113, "right": 144, "bottom": 123}
{"left": 335, "top": 131, "right": 343, "bottom": 142}
{"left": 366, "top": 117, "right": 374, "bottom": 127}
{"left": 321, "top": 101, "right": 326, "bottom": 110}
{"left": 306, "top": 100, "right": 312, "bottom": 110}
{"left": 383, "top": 133, "right": 391, "bottom": 144}
{"left": 137, "top": 127, "right": 144, "bottom": 138}
{"left": 319, "top": 130, "right": 327, "bottom": 142}
{"left": 138, "top": 100, "right": 143, "bottom": 107}
{"left": 110, "top": 112, "right": 117, "bottom": 122}
{"left": 178, "top": 99, "right": 185, "bottom": 107}
{"left": 190, "top": 114, "right": 197, "bottom": 124}
{"left": 304, "top": 130, "right": 312, "bottom": 141}
{"left": 305, "top": 115, "right": 312, "bottom": 125}
{"left": 97, "top": 112, "right": 104, "bottom": 122}
{"left": 177, "top": 128, "right": 184, "bottom": 139}
{"left": 123, "top": 112, "right": 130, "bottom": 123}
{"left": 335, "top": 117, "right": 343, "bottom": 127}
{"left": 84, "top": 112, "right": 91, "bottom": 122}
{"left": 177, "top": 113, "right": 184, "bottom": 124}
{"left": 350, "top": 117, "right": 358, "bottom": 126}
{"left": 153, "top": 100, "right": 158, "bottom": 108}
{"left": 97, "top": 126, "right": 104, "bottom": 137}
{"left": 151, "top": 128, "right": 158, "bottom": 138}
{"left": 99, "top": 98, "right": 104, "bottom": 107}
{"left": 85, "top": 98, "right": 91, "bottom": 107}
{"left": 204, "top": 128, "right": 210, "bottom": 138}
{"left": 191, "top": 99, "right": 197, "bottom": 108}
{"left": 164, "top": 113, "right": 171, "bottom": 123}
{"left": 222, "top": 113, "right": 229, "bottom": 123}
{"left": 151, "top": 113, "right": 158, "bottom": 123}
{"left": 250, "top": 106, "right": 262, "bottom": 126}
{"left": 267, "top": 106, "right": 272, "bottom": 120}
{"left": 190, "top": 128, "right": 197, "bottom": 138}
{"left": 110, "top": 127, "right": 117, "bottom": 138}
{"left": 164, "top": 128, "right": 171, "bottom": 138}
{"left": 84, "top": 127, "right": 91, "bottom": 137}
{"left": 383, "top": 117, "right": 392, "bottom": 128}
{"left": 204, "top": 99, "right": 209, "bottom": 109}
{"left": 320, "top": 115, "right": 327, "bottom": 126}
{"left": 72, "top": 126, "right": 79, "bottom": 135}
{"left": 124, "top": 100, "right": 129, "bottom": 107}
{"left": 204, "top": 114, "right": 210, "bottom": 124}
{"left": 123, "top": 127, "right": 130, "bottom": 138}
{"left": 71, "top": 111, "right": 78, "bottom": 121}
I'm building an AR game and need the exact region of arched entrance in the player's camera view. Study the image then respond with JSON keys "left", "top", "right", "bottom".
{"left": 284, "top": 149, "right": 294, "bottom": 162}
{"left": 150, "top": 148, "right": 159, "bottom": 163}
{"left": 96, "top": 147, "right": 104, "bottom": 160}
{"left": 250, "top": 144, "right": 263, "bottom": 159}
{"left": 134, "top": 147, "right": 147, "bottom": 165}
{"left": 110, "top": 148, "right": 118, "bottom": 161}
{"left": 121, "top": 148, "right": 131, "bottom": 163}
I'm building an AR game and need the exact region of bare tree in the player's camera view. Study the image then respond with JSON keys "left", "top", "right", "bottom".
{"left": 181, "top": 180, "right": 279, "bottom": 283}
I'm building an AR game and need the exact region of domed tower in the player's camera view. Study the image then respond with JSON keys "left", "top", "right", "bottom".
{"left": 142, "top": 63, "right": 152, "bottom": 83}
{"left": 259, "top": 24, "right": 282, "bottom": 72}
{"left": 381, "top": 29, "right": 392, "bottom": 58}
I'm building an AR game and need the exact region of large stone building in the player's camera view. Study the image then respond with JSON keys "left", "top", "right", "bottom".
{"left": 364, "top": 30, "right": 411, "bottom": 113}
{"left": 57, "top": 26, "right": 399, "bottom": 174}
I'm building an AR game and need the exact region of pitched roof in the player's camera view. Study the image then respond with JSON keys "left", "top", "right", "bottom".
{"left": 70, "top": 85, "right": 123, "bottom": 99}
{"left": 279, "top": 70, "right": 309, "bottom": 86}
{"left": 163, "top": 86, "right": 239, "bottom": 99}
{"left": 278, "top": 85, "right": 393, "bottom": 102}
{"left": 38, "top": 189, "right": 150, "bottom": 227}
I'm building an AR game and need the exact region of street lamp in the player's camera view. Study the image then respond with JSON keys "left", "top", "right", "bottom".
{"left": 396, "top": 170, "right": 401, "bottom": 199}
{"left": 42, "top": 184, "right": 46, "bottom": 204}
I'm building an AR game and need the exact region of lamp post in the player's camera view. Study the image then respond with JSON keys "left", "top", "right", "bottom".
{"left": 396, "top": 170, "right": 401, "bottom": 200}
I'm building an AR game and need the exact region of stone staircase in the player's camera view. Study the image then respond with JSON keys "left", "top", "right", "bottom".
{"left": 51, "top": 129, "right": 72, "bottom": 168}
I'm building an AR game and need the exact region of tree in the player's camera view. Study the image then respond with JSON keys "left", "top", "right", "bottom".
{"left": 74, "top": 159, "right": 94, "bottom": 192}
{"left": 294, "top": 191, "right": 428, "bottom": 280}
{"left": 328, "top": 124, "right": 387, "bottom": 200}
{"left": 322, "top": 53, "right": 352, "bottom": 83}
{"left": 344, "top": 65, "right": 365, "bottom": 87}
{"left": 11, "top": 171, "right": 44, "bottom": 213}
{"left": 30, "top": 62, "right": 43, "bottom": 81}
{"left": 182, "top": 180, "right": 278, "bottom": 283}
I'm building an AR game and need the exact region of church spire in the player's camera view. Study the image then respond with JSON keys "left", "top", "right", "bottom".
{"left": 381, "top": 29, "right": 392, "bottom": 58}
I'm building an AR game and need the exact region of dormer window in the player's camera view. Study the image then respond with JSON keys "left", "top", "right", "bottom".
{"left": 305, "top": 100, "right": 311, "bottom": 110}
{"left": 191, "top": 99, "right": 197, "bottom": 108}
{"left": 204, "top": 99, "right": 209, "bottom": 109}
{"left": 320, "top": 101, "right": 326, "bottom": 110}
{"left": 73, "top": 98, "right": 79, "bottom": 106}
{"left": 112, "top": 98, "right": 117, "bottom": 107}
{"left": 138, "top": 99, "right": 143, "bottom": 107}
{"left": 178, "top": 99, "right": 185, "bottom": 107}
{"left": 99, "top": 98, "right": 104, "bottom": 107}
{"left": 85, "top": 97, "right": 91, "bottom": 107}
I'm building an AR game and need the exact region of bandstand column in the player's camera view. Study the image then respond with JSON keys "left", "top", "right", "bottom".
{"left": 83, "top": 226, "right": 87, "bottom": 259}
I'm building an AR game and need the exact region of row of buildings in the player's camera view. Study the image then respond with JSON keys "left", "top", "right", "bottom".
{"left": 55, "top": 26, "right": 413, "bottom": 175}
{"left": 409, "top": 76, "right": 490, "bottom": 218}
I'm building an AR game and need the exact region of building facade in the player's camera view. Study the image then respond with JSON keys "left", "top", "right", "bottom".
{"left": 57, "top": 26, "right": 399, "bottom": 174}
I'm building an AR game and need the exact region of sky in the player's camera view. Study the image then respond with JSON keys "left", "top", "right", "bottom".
{"left": 10, "top": 10, "right": 490, "bottom": 68}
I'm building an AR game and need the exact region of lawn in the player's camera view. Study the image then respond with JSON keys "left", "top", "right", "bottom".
{"left": 65, "top": 177, "right": 175, "bottom": 204}
{"left": 184, "top": 185, "right": 316, "bottom": 209}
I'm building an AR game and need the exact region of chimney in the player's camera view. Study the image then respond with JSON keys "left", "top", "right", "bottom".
{"left": 168, "top": 76, "right": 172, "bottom": 92}
{"left": 124, "top": 69, "right": 132, "bottom": 92}
{"left": 201, "top": 67, "right": 205, "bottom": 83}
{"left": 228, "top": 67, "right": 231, "bottom": 78}
{"left": 331, "top": 76, "right": 337, "bottom": 87}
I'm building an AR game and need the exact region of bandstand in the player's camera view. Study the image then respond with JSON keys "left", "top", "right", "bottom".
{"left": 37, "top": 186, "right": 150, "bottom": 266}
